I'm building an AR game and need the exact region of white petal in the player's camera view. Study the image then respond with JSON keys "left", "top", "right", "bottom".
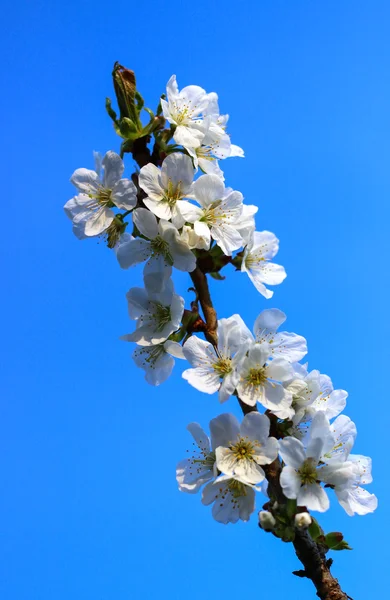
{"left": 112, "top": 178, "right": 137, "bottom": 210}
{"left": 160, "top": 153, "right": 194, "bottom": 192}
{"left": 279, "top": 437, "right": 306, "bottom": 469}
{"left": 116, "top": 237, "right": 151, "bottom": 269}
{"left": 253, "top": 308, "right": 286, "bottom": 333}
{"left": 210, "top": 413, "right": 240, "bottom": 450}
{"left": 240, "top": 412, "right": 270, "bottom": 443}
{"left": 298, "top": 483, "right": 330, "bottom": 512}
{"left": 174, "top": 125, "right": 204, "bottom": 149}
{"left": 143, "top": 197, "right": 172, "bottom": 221}
{"left": 211, "top": 223, "right": 243, "bottom": 256}
{"left": 138, "top": 163, "right": 163, "bottom": 200}
{"left": 125, "top": 287, "right": 149, "bottom": 319}
{"left": 266, "top": 358, "right": 294, "bottom": 382}
{"left": 280, "top": 466, "right": 301, "bottom": 499}
{"left": 193, "top": 174, "right": 225, "bottom": 207}
{"left": 163, "top": 340, "right": 185, "bottom": 359}
{"left": 187, "top": 422, "right": 211, "bottom": 453}
{"left": 70, "top": 168, "right": 100, "bottom": 194}
{"left": 84, "top": 207, "right": 114, "bottom": 236}
{"left": 133, "top": 208, "right": 158, "bottom": 239}
{"left": 102, "top": 151, "right": 124, "bottom": 188}
{"left": 182, "top": 367, "right": 220, "bottom": 394}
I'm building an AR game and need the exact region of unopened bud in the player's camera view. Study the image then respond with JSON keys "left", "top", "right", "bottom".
{"left": 258, "top": 510, "right": 276, "bottom": 531}
{"left": 294, "top": 512, "right": 312, "bottom": 529}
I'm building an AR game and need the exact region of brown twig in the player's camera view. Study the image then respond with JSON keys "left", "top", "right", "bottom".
{"left": 187, "top": 263, "right": 349, "bottom": 600}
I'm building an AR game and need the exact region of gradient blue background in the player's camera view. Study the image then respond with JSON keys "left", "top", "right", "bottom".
{"left": 1, "top": 1, "right": 388, "bottom": 598}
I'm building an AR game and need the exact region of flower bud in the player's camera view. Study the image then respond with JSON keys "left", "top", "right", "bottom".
{"left": 258, "top": 510, "right": 276, "bottom": 531}
{"left": 294, "top": 512, "right": 312, "bottom": 529}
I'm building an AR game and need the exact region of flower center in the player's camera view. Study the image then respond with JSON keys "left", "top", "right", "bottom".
{"left": 212, "top": 357, "right": 232, "bottom": 376}
{"left": 150, "top": 235, "right": 174, "bottom": 265}
{"left": 163, "top": 179, "right": 183, "bottom": 206}
{"left": 154, "top": 304, "right": 172, "bottom": 331}
{"left": 200, "top": 200, "right": 223, "bottom": 225}
{"left": 228, "top": 479, "right": 248, "bottom": 499}
{"left": 134, "top": 344, "right": 165, "bottom": 368}
{"left": 230, "top": 437, "right": 259, "bottom": 461}
{"left": 89, "top": 185, "right": 114, "bottom": 207}
{"left": 297, "top": 458, "right": 318, "bottom": 485}
{"left": 245, "top": 367, "right": 268, "bottom": 387}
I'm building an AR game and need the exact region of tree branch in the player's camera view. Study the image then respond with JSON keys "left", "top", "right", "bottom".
{"left": 129, "top": 126, "right": 349, "bottom": 600}
{"left": 188, "top": 265, "right": 349, "bottom": 600}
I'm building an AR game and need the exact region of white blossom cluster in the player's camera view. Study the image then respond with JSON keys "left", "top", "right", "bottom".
{"left": 177, "top": 309, "right": 377, "bottom": 522}
{"left": 64, "top": 74, "right": 377, "bottom": 528}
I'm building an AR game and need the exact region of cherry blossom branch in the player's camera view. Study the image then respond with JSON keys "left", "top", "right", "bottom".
{"left": 187, "top": 265, "right": 348, "bottom": 600}
{"left": 64, "top": 67, "right": 373, "bottom": 600}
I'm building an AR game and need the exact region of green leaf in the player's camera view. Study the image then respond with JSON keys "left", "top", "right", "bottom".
{"left": 209, "top": 271, "right": 226, "bottom": 281}
{"left": 105, "top": 97, "right": 118, "bottom": 122}
{"left": 119, "top": 117, "right": 140, "bottom": 140}
{"left": 325, "top": 532, "right": 344, "bottom": 549}
{"left": 112, "top": 62, "right": 141, "bottom": 127}
{"left": 308, "top": 518, "right": 322, "bottom": 541}
{"left": 143, "top": 106, "right": 155, "bottom": 119}
{"left": 331, "top": 540, "right": 353, "bottom": 551}
{"left": 135, "top": 91, "right": 145, "bottom": 113}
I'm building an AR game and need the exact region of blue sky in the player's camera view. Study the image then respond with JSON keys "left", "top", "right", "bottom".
{"left": 1, "top": 1, "right": 389, "bottom": 598}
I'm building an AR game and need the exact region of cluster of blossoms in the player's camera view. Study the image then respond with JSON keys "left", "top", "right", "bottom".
{"left": 65, "top": 72, "right": 377, "bottom": 534}
{"left": 177, "top": 309, "right": 377, "bottom": 522}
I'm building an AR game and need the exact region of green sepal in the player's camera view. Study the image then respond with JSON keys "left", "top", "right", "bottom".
{"left": 308, "top": 517, "right": 322, "bottom": 541}
{"left": 120, "top": 139, "right": 134, "bottom": 156}
{"left": 105, "top": 97, "right": 118, "bottom": 123}
{"left": 156, "top": 95, "right": 165, "bottom": 116}
{"left": 143, "top": 106, "right": 154, "bottom": 119}
{"left": 286, "top": 499, "right": 297, "bottom": 519}
{"left": 119, "top": 117, "right": 140, "bottom": 140}
{"left": 281, "top": 526, "right": 296, "bottom": 543}
{"left": 135, "top": 91, "right": 145, "bottom": 113}
{"left": 210, "top": 272, "right": 226, "bottom": 281}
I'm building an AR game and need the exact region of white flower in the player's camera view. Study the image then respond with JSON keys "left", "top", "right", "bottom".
{"left": 115, "top": 208, "right": 196, "bottom": 292}
{"left": 131, "top": 339, "right": 184, "bottom": 386}
{"left": 241, "top": 231, "right": 286, "bottom": 298}
{"left": 64, "top": 151, "right": 137, "bottom": 237}
{"left": 176, "top": 413, "right": 240, "bottom": 493}
{"left": 287, "top": 368, "right": 322, "bottom": 426}
{"left": 186, "top": 92, "right": 244, "bottom": 179}
{"left": 306, "top": 373, "right": 348, "bottom": 421}
{"left": 138, "top": 154, "right": 196, "bottom": 227}
{"left": 253, "top": 309, "right": 307, "bottom": 362}
{"left": 236, "top": 342, "right": 294, "bottom": 417}
{"left": 180, "top": 174, "right": 244, "bottom": 255}
{"left": 321, "top": 415, "right": 357, "bottom": 463}
{"left": 215, "top": 412, "right": 279, "bottom": 485}
{"left": 202, "top": 473, "right": 258, "bottom": 524}
{"left": 122, "top": 278, "right": 184, "bottom": 346}
{"left": 279, "top": 413, "right": 354, "bottom": 512}
{"left": 294, "top": 512, "right": 312, "bottom": 529}
{"left": 333, "top": 454, "right": 378, "bottom": 516}
{"left": 235, "top": 204, "right": 258, "bottom": 246}
{"left": 161, "top": 75, "right": 209, "bottom": 149}
{"left": 182, "top": 316, "right": 248, "bottom": 402}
